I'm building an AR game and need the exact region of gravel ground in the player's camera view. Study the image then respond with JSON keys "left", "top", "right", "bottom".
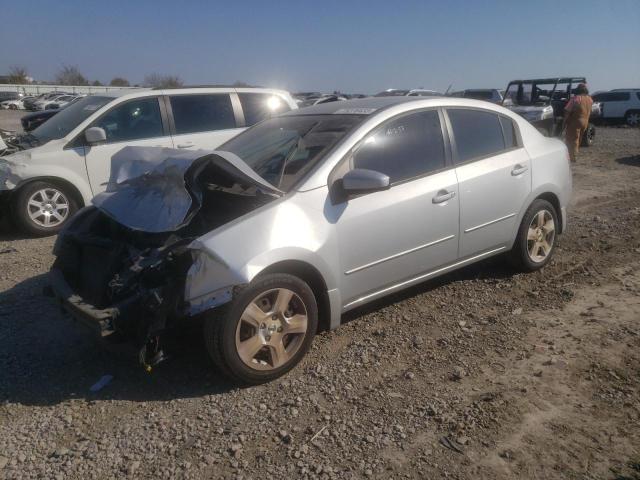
{"left": 0, "top": 117, "right": 639, "bottom": 479}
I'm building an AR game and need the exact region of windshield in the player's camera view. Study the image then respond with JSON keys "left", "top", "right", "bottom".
{"left": 504, "top": 82, "right": 560, "bottom": 106}
{"left": 31, "top": 95, "right": 112, "bottom": 143}
{"left": 221, "top": 114, "right": 364, "bottom": 191}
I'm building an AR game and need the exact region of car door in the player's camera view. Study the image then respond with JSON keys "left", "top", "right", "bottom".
{"left": 83, "top": 96, "right": 173, "bottom": 195}
{"left": 331, "top": 109, "right": 460, "bottom": 308}
{"left": 445, "top": 108, "right": 531, "bottom": 258}
{"left": 166, "top": 93, "right": 245, "bottom": 151}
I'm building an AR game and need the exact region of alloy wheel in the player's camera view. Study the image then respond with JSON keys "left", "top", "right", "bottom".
{"left": 26, "top": 188, "right": 70, "bottom": 228}
{"left": 235, "top": 288, "right": 308, "bottom": 371}
{"left": 527, "top": 210, "right": 555, "bottom": 263}
{"left": 627, "top": 112, "right": 640, "bottom": 126}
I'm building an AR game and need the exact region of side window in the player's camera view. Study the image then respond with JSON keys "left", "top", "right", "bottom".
{"left": 595, "top": 92, "right": 630, "bottom": 102}
{"left": 169, "top": 94, "right": 236, "bottom": 135}
{"left": 238, "top": 93, "right": 291, "bottom": 126}
{"left": 351, "top": 110, "right": 445, "bottom": 184}
{"left": 448, "top": 109, "right": 505, "bottom": 163}
{"left": 499, "top": 115, "right": 518, "bottom": 148}
{"left": 91, "top": 97, "right": 164, "bottom": 144}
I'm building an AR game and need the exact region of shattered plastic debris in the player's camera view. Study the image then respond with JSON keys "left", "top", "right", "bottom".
{"left": 89, "top": 374, "right": 114, "bottom": 392}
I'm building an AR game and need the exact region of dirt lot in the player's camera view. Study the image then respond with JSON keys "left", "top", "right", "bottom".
{"left": 0, "top": 112, "right": 639, "bottom": 479}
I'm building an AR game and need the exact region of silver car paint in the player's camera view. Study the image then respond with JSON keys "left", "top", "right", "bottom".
{"left": 176, "top": 97, "right": 571, "bottom": 330}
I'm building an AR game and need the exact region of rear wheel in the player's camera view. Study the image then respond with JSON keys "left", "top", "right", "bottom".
{"left": 509, "top": 199, "right": 558, "bottom": 272}
{"left": 204, "top": 273, "right": 318, "bottom": 385}
{"left": 581, "top": 123, "right": 595, "bottom": 147}
{"left": 12, "top": 181, "right": 79, "bottom": 236}
{"left": 625, "top": 110, "right": 640, "bottom": 127}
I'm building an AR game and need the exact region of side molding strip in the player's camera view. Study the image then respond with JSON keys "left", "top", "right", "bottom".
{"left": 343, "top": 246, "right": 506, "bottom": 310}
{"left": 344, "top": 234, "right": 456, "bottom": 275}
{"left": 464, "top": 213, "right": 516, "bottom": 233}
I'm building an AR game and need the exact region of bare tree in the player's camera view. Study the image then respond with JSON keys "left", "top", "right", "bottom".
{"left": 143, "top": 73, "right": 183, "bottom": 88}
{"left": 8, "top": 66, "right": 29, "bottom": 84}
{"left": 109, "top": 77, "right": 130, "bottom": 87}
{"left": 55, "top": 65, "right": 89, "bottom": 86}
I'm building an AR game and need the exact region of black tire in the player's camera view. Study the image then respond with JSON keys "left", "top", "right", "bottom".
{"left": 9, "top": 104, "right": 17, "bottom": 110}
{"left": 581, "top": 124, "right": 595, "bottom": 147}
{"left": 11, "top": 181, "right": 79, "bottom": 237}
{"left": 204, "top": 273, "right": 318, "bottom": 385}
{"left": 509, "top": 199, "right": 559, "bottom": 272}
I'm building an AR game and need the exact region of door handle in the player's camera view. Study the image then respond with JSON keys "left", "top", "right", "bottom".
{"left": 177, "top": 143, "right": 194, "bottom": 149}
{"left": 511, "top": 164, "right": 528, "bottom": 176}
{"left": 432, "top": 190, "right": 456, "bottom": 204}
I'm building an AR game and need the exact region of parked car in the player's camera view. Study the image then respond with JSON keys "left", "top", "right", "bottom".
{"left": 49, "top": 96, "right": 571, "bottom": 384}
{"left": 24, "top": 92, "right": 71, "bottom": 111}
{"left": 44, "top": 94, "right": 82, "bottom": 110}
{"left": 0, "top": 87, "right": 297, "bottom": 235}
{"left": 374, "top": 89, "right": 442, "bottom": 97}
{"left": 298, "top": 94, "right": 347, "bottom": 108}
{"left": 42, "top": 95, "right": 78, "bottom": 110}
{"left": 502, "top": 77, "right": 599, "bottom": 147}
{"left": 32, "top": 94, "right": 72, "bottom": 111}
{"left": 449, "top": 89, "right": 504, "bottom": 103}
{"left": 20, "top": 109, "right": 60, "bottom": 132}
{"left": 0, "top": 92, "right": 20, "bottom": 103}
{"left": 592, "top": 89, "right": 640, "bottom": 126}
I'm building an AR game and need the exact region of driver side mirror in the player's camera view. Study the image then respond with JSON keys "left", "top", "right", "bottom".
{"left": 341, "top": 168, "right": 390, "bottom": 194}
{"left": 85, "top": 127, "right": 106, "bottom": 145}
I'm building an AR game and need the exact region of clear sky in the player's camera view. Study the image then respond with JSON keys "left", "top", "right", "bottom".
{"left": 1, "top": 0, "right": 638, "bottom": 94}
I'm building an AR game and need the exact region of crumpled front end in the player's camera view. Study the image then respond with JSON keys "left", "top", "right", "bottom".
{"left": 49, "top": 146, "right": 279, "bottom": 369}
{"left": 51, "top": 207, "right": 197, "bottom": 368}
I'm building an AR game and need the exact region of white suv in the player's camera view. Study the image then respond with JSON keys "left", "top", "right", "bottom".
{"left": 592, "top": 89, "right": 640, "bottom": 125}
{"left": 0, "top": 87, "right": 297, "bottom": 235}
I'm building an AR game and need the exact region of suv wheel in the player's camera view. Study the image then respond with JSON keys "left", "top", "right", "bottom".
{"left": 625, "top": 110, "right": 640, "bottom": 127}
{"left": 509, "top": 199, "right": 558, "bottom": 272}
{"left": 581, "top": 123, "right": 595, "bottom": 147}
{"left": 12, "top": 181, "right": 79, "bottom": 236}
{"left": 204, "top": 273, "right": 318, "bottom": 385}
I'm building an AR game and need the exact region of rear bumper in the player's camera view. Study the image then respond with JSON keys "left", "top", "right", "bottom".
{"left": 49, "top": 268, "right": 118, "bottom": 337}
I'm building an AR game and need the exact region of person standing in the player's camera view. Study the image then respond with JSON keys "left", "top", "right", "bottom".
{"left": 563, "top": 83, "right": 593, "bottom": 163}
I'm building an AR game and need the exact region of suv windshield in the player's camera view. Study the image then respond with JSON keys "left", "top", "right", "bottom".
{"left": 221, "top": 114, "right": 364, "bottom": 191}
{"left": 31, "top": 95, "right": 113, "bottom": 143}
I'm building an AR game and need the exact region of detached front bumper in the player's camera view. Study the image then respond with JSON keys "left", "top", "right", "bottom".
{"left": 49, "top": 268, "right": 121, "bottom": 337}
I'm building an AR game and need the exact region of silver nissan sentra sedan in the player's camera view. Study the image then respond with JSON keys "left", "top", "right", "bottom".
{"left": 50, "top": 96, "right": 571, "bottom": 384}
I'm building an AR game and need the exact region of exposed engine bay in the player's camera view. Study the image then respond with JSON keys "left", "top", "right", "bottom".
{"left": 50, "top": 147, "right": 279, "bottom": 370}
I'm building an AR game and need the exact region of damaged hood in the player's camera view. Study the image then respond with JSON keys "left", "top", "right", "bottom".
{"left": 92, "top": 146, "right": 283, "bottom": 233}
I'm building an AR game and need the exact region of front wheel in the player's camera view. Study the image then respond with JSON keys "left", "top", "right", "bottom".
{"left": 509, "top": 199, "right": 558, "bottom": 272}
{"left": 204, "top": 273, "right": 318, "bottom": 385}
{"left": 12, "top": 181, "right": 79, "bottom": 236}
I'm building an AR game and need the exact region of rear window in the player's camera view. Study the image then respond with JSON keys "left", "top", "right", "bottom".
{"left": 448, "top": 109, "right": 505, "bottom": 163}
{"left": 169, "top": 94, "right": 236, "bottom": 134}
{"left": 238, "top": 93, "right": 291, "bottom": 126}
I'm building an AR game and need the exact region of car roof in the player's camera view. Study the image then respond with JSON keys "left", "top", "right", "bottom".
{"left": 282, "top": 96, "right": 441, "bottom": 115}
{"left": 507, "top": 77, "right": 586, "bottom": 85}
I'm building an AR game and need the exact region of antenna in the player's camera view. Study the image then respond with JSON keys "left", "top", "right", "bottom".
{"left": 444, "top": 83, "right": 453, "bottom": 95}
